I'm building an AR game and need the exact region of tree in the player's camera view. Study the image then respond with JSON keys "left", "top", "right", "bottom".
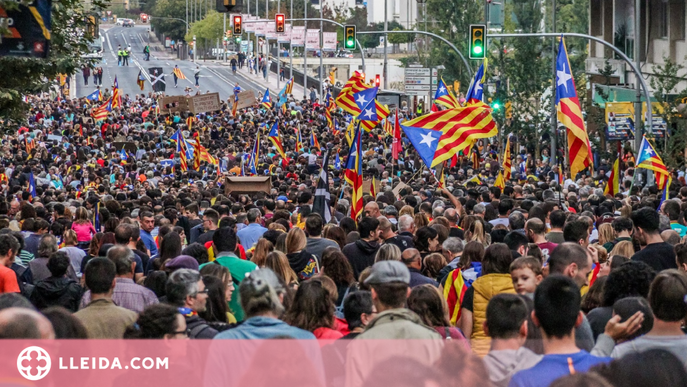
{"left": 185, "top": 10, "right": 224, "bottom": 43}
{"left": 649, "top": 57, "right": 687, "bottom": 165}
{"left": 0, "top": 0, "right": 108, "bottom": 122}
{"left": 151, "top": 0, "right": 187, "bottom": 41}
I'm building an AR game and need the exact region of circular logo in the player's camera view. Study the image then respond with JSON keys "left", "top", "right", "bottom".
{"left": 17, "top": 346, "right": 51, "bottom": 381}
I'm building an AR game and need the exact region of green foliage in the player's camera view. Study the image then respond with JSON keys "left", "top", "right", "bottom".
{"left": 0, "top": 0, "right": 108, "bottom": 122}
{"left": 649, "top": 58, "right": 687, "bottom": 166}
{"left": 387, "top": 21, "right": 414, "bottom": 45}
{"left": 185, "top": 10, "right": 224, "bottom": 43}
{"left": 150, "top": 0, "right": 187, "bottom": 41}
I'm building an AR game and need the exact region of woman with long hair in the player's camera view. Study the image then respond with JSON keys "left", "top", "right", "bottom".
{"left": 250, "top": 238, "right": 273, "bottom": 267}
{"left": 323, "top": 225, "right": 347, "bottom": 250}
{"left": 59, "top": 229, "right": 86, "bottom": 278}
{"left": 285, "top": 228, "right": 320, "bottom": 280}
{"left": 465, "top": 217, "right": 490, "bottom": 246}
{"left": 609, "top": 240, "right": 635, "bottom": 258}
{"left": 321, "top": 250, "right": 356, "bottom": 307}
{"left": 145, "top": 232, "right": 182, "bottom": 273}
{"left": 414, "top": 226, "right": 440, "bottom": 258}
{"left": 408, "top": 284, "right": 469, "bottom": 343}
{"left": 284, "top": 277, "right": 343, "bottom": 339}
{"left": 265, "top": 251, "right": 299, "bottom": 288}
{"left": 199, "top": 275, "right": 234, "bottom": 328}
{"left": 72, "top": 207, "right": 96, "bottom": 250}
{"left": 597, "top": 223, "right": 614, "bottom": 247}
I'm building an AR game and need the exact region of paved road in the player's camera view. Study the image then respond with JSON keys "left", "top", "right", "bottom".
{"left": 75, "top": 25, "right": 269, "bottom": 102}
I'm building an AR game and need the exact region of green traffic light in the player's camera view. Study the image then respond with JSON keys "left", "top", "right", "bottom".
{"left": 492, "top": 102, "right": 500, "bottom": 110}
{"left": 473, "top": 45, "right": 483, "bottom": 55}
{"left": 346, "top": 39, "right": 354, "bottom": 48}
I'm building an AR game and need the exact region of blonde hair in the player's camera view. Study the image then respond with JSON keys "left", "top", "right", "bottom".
{"left": 414, "top": 212, "right": 429, "bottom": 228}
{"left": 286, "top": 227, "right": 307, "bottom": 254}
{"left": 251, "top": 238, "right": 274, "bottom": 267}
{"left": 399, "top": 205, "right": 414, "bottom": 217}
{"left": 63, "top": 230, "right": 78, "bottom": 246}
{"left": 74, "top": 207, "right": 90, "bottom": 224}
{"left": 609, "top": 240, "right": 634, "bottom": 258}
{"left": 268, "top": 223, "right": 287, "bottom": 232}
{"left": 265, "top": 251, "right": 299, "bottom": 285}
{"left": 467, "top": 219, "right": 488, "bottom": 246}
{"left": 597, "top": 223, "right": 614, "bottom": 246}
{"left": 374, "top": 243, "right": 402, "bottom": 262}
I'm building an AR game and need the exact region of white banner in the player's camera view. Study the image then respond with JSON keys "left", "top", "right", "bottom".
{"left": 291, "top": 26, "right": 305, "bottom": 46}
{"left": 254, "top": 21, "right": 267, "bottom": 36}
{"left": 265, "top": 22, "right": 277, "bottom": 40}
{"left": 323, "top": 32, "right": 337, "bottom": 51}
{"left": 243, "top": 15, "right": 258, "bottom": 32}
{"left": 278, "top": 23, "right": 291, "bottom": 44}
{"left": 306, "top": 29, "right": 320, "bottom": 51}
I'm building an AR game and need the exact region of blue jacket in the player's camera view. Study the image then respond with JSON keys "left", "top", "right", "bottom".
{"left": 214, "top": 316, "right": 315, "bottom": 340}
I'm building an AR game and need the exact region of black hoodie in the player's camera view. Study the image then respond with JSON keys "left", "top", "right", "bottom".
{"left": 342, "top": 239, "right": 380, "bottom": 279}
{"left": 30, "top": 276, "right": 83, "bottom": 312}
{"left": 286, "top": 250, "right": 320, "bottom": 280}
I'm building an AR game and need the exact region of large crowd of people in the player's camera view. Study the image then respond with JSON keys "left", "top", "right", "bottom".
{"left": 0, "top": 86, "right": 686, "bottom": 387}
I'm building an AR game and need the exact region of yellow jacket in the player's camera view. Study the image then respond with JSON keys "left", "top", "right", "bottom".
{"left": 471, "top": 273, "right": 516, "bottom": 357}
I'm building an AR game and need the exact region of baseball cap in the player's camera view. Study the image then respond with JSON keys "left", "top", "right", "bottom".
{"left": 364, "top": 261, "right": 410, "bottom": 285}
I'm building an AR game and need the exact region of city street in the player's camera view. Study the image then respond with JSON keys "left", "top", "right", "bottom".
{"left": 75, "top": 25, "right": 271, "bottom": 102}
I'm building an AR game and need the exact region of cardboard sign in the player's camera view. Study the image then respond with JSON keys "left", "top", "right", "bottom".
{"left": 159, "top": 95, "right": 189, "bottom": 113}
{"left": 234, "top": 90, "right": 256, "bottom": 110}
{"left": 363, "top": 179, "right": 379, "bottom": 195}
{"left": 392, "top": 182, "right": 410, "bottom": 198}
{"left": 189, "top": 92, "right": 221, "bottom": 114}
{"left": 224, "top": 176, "right": 271, "bottom": 196}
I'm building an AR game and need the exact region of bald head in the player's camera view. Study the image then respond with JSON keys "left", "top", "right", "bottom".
{"left": 0, "top": 307, "right": 55, "bottom": 339}
{"left": 444, "top": 208, "right": 458, "bottom": 225}
{"left": 525, "top": 218, "right": 546, "bottom": 235}
{"left": 401, "top": 248, "right": 421, "bottom": 269}
{"left": 364, "top": 201, "right": 381, "bottom": 218}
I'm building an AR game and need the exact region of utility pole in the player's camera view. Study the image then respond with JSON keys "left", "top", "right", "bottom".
{"left": 186, "top": 0, "right": 189, "bottom": 36}
{"left": 290, "top": 0, "right": 293, "bottom": 80}
{"left": 265, "top": 0, "right": 269, "bottom": 83}
{"left": 223, "top": 13, "right": 227, "bottom": 62}
{"left": 550, "top": 0, "right": 558, "bottom": 169}
{"left": 255, "top": 0, "right": 259, "bottom": 72}
{"left": 278, "top": 0, "right": 281, "bottom": 90}
{"left": 304, "top": 0, "right": 308, "bottom": 98}
{"left": 634, "top": 0, "right": 642, "bottom": 154}
{"left": 319, "top": 1, "right": 324, "bottom": 98}
{"left": 383, "top": 0, "right": 388, "bottom": 89}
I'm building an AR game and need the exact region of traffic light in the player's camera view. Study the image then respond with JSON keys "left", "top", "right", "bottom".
{"left": 505, "top": 101, "right": 512, "bottom": 119}
{"left": 491, "top": 99, "right": 501, "bottom": 111}
{"left": 375, "top": 75, "right": 380, "bottom": 88}
{"left": 225, "top": 30, "right": 232, "bottom": 38}
{"left": 276, "top": 14, "right": 285, "bottom": 33}
{"left": 216, "top": 0, "right": 238, "bottom": 12}
{"left": 469, "top": 24, "right": 486, "bottom": 59}
{"left": 344, "top": 25, "right": 356, "bottom": 50}
{"left": 235, "top": 37, "right": 241, "bottom": 44}
{"left": 233, "top": 15, "right": 242, "bottom": 35}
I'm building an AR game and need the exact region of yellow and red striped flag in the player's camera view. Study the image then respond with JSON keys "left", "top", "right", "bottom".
{"left": 401, "top": 105, "right": 497, "bottom": 168}
{"left": 636, "top": 136, "right": 670, "bottom": 190}
{"left": 111, "top": 77, "right": 122, "bottom": 109}
{"left": 443, "top": 268, "right": 467, "bottom": 325}
{"left": 173, "top": 67, "right": 187, "bottom": 79}
{"left": 556, "top": 37, "right": 593, "bottom": 177}
{"left": 604, "top": 155, "right": 620, "bottom": 197}
{"left": 502, "top": 136, "right": 512, "bottom": 181}
{"left": 186, "top": 116, "right": 195, "bottom": 129}
{"left": 335, "top": 71, "right": 372, "bottom": 115}
{"left": 344, "top": 126, "right": 364, "bottom": 220}
{"left": 175, "top": 129, "right": 188, "bottom": 172}
{"left": 192, "top": 133, "right": 202, "bottom": 171}
{"left": 494, "top": 170, "right": 505, "bottom": 192}
{"left": 370, "top": 176, "right": 377, "bottom": 198}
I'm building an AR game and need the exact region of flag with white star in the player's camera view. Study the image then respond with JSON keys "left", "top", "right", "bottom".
{"left": 636, "top": 136, "right": 670, "bottom": 190}
{"left": 555, "top": 36, "right": 593, "bottom": 178}
{"left": 434, "top": 78, "right": 459, "bottom": 109}
{"left": 465, "top": 63, "right": 485, "bottom": 104}
{"left": 401, "top": 105, "right": 497, "bottom": 168}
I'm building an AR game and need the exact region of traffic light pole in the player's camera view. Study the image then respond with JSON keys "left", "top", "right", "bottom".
{"left": 356, "top": 29, "right": 473, "bottom": 77}
{"left": 487, "top": 32, "right": 651, "bottom": 155}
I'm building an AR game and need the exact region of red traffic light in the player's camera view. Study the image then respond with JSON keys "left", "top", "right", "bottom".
{"left": 233, "top": 15, "right": 242, "bottom": 34}
{"left": 276, "top": 13, "right": 285, "bottom": 33}
{"left": 375, "top": 74, "right": 380, "bottom": 88}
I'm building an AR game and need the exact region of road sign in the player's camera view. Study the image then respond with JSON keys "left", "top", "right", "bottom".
{"left": 405, "top": 68, "right": 430, "bottom": 76}
{"left": 404, "top": 85, "right": 431, "bottom": 91}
